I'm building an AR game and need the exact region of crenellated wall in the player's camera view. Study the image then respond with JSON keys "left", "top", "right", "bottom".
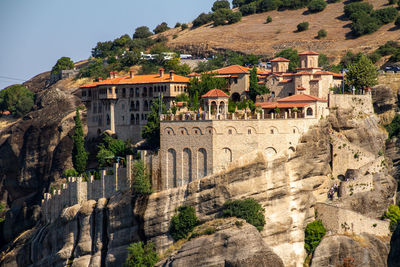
{"left": 41, "top": 155, "right": 133, "bottom": 223}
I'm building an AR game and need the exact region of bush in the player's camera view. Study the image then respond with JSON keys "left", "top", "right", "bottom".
{"left": 389, "top": 0, "right": 397, "bottom": 5}
{"left": 181, "top": 23, "right": 189, "bottom": 30}
{"left": 258, "top": 0, "right": 280, "bottom": 12}
{"left": 212, "top": 0, "right": 230, "bottom": 11}
{"left": 193, "top": 13, "right": 213, "bottom": 28}
{"left": 239, "top": 2, "right": 257, "bottom": 16}
{"left": 133, "top": 26, "right": 153, "bottom": 39}
{"left": 304, "top": 220, "right": 326, "bottom": 254}
{"left": 385, "top": 204, "right": 400, "bottom": 232}
{"left": 377, "top": 41, "right": 400, "bottom": 56}
{"left": 62, "top": 169, "right": 78, "bottom": 178}
{"left": 396, "top": 16, "right": 400, "bottom": 27}
{"left": 308, "top": 0, "right": 327, "bottom": 13}
{"left": 390, "top": 51, "right": 400, "bottom": 62}
{"left": 133, "top": 160, "right": 152, "bottom": 195}
{"left": 372, "top": 7, "right": 398, "bottom": 25}
{"left": 228, "top": 11, "right": 242, "bottom": 24}
{"left": 173, "top": 34, "right": 178, "bottom": 39}
{"left": 297, "top": 22, "right": 309, "bottom": 32}
{"left": 169, "top": 206, "right": 200, "bottom": 241}
{"left": 222, "top": 198, "right": 266, "bottom": 231}
{"left": 368, "top": 52, "right": 382, "bottom": 63}
{"left": 281, "top": 0, "right": 312, "bottom": 10}
{"left": 266, "top": 16, "right": 273, "bottom": 23}
{"left": 344, "top": 2, "right": 373, "bottom": 18}
{"left": 51, "top": 57, "right": 74, "bottom": 75}
{"left": 125, "top": 241, "right": 158, "bottom": 267}
{"left": 0, "top": 84, "right": 34, "bottom": 117}
{"left": 317, "top": 29, "right": 327, "bottom": 39}
{"left": 175, "top": 22, "right": 181, "bottom": 28}
{"left": 153, "top": 22, "right": 170, "bottom": 34}
{"left": 212, "top": 8, "right": 234, "bottom": 26}
{"left": 350, "top": 11, "right": 380, "bottom": 36}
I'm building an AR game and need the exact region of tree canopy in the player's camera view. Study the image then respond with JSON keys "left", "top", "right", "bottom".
{"left": 345, "top": 55, "right": 378, "bottom": 91}
{"left": 212, "top": 0, "right": 230, "bottom": 11}
{"left": 133, "top": 26, "right": 153, "bottom": 39}
{"left": 142, "top": 97, "right": 166, "bottom": 150}
{"left": 153, "top": 22, "right": 170, "bottom": 34}
{"left": 125, "top": 241, "right": 158, "bottom": 267}
{"left": 275, "top": 48, "right": 299, "bottom": 72}
{"left": 51, "top": 57, "right": 74, "bottom": 75}
{"left": 0, "top": 84, "right": 34, "bottom": 117}
{"left": 249, "top": 66, "right": 269, "bottom": 102}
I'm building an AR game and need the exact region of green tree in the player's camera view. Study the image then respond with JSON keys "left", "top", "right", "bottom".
{"left": 181, "top": 23, "right": 189, "bottom": 30}
{"left": 212, "top": 0, "right": 230, "bottom": 11}
{"left": 169, "top": 206, "right": 200, "bottom": 241}
{"left": 318, "top": 53, "right": 329, "bottom": 68}
{"left": 372, "top": 7, "right": 398, "bottom": 24}
{"left": 385, "top": 204, "right": 400, "bottom": 232}
{"left": 193, "top": 13, "right": 213, "bottom": 28}
{"left": 259, "top": 0, "right": 280, "bottom": 12}
{"left": 249, "top": 66, "right": 269, "bottom": 102}
{"left": 187, "top": 73, "right": 227, "bottom": 100}
{"left": 344, "top": 2, "right": 373, "bottom": 18}
{"left": 72, "top": 108, "right": 88, "bottom": 174}
{"left": 0, "top": 84, "right": 34, "bottom": 117}
{"left": 124, "top": 241, "right": 158, "bottom": 267}
{"left": 239, "top": 2, "right": 257, "bottom": 16}
{"left": 317, "top": 29, "right": 327, "bottom": 39}
{"left": 304, "top": 220, "right": 326, "bottom": 254}
{"left": 396, "top": 16, "right": 400, "bottom": 27}
{"left": 222, "top": 198, "right": 266, "bottom": 231}
{"left": 142, "top": 98, "right": 166, "bottom": 150}
{"left": 133, "top": 26, "right": 153, "bottom": 39}
{"left": 308, "top": 0, "right": 327, "bottom": 13}
{"left": 345, "top": 55, "right": 378, "bottom": 91}
{"left": 275, "top": 48, "right": 299, "bottom": 71}
{"left": 51, "top": 57, "right": 74, "bottom": 75}
{"left": 133, "top": 160, "right": 152, "bottom": 195}
{"left": 297, "top": 22, "right": 309, "bottom": 32}
{"left": 153, "top": 22, "right": 170, "bottom": 34}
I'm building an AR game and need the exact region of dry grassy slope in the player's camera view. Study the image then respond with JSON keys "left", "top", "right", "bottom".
{"left": 165, "top": 0, "right": 400, "bottom": 60}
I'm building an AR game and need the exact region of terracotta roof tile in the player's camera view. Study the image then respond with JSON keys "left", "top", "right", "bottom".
{"left": 256, "top": 102, "right": 311, "bottom": 108}
{"left": 211, "top": 65, "right": 250, "bottom": 75}
{"left": 279, "top": 79, "right": 292, "bottom": 83}
{"left": 278, "top": 94, "right": 327, "bottom": 102}
{"left": 270, "top": 57, "right": 290, "bottom": 62}
{"left": 298, "top": 51, "right": 319, "bottom": 55}
{"left": 310, "top": 78, "right": 321, "bottom": 82}
{"left": 295, "top": 71, "right": 313, "bottom": 75}
{"left": 202, "top": 89, "right": 229, "bottom": 98}
{"left": 296, "top": 86, "right": 306, "bottom": 90}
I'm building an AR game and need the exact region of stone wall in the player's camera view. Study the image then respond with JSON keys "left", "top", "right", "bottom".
{"left": 315, "top": 203, "right": 390, "bottom": 237}
{"left": 328, "top": 94, "right": 374, "bottom": 115}
{"left": 41, "top": 156, "right": 133, "bottom": 223}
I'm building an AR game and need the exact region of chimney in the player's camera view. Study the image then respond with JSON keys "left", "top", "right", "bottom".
{"left": 169, "top": 70, "right": 175, "bottom": 81}
{"left": 113, "top": 71, "right": 118, "bottom": 78}
{"left": 159, "top": 68, "right": 164, "bottom": 78}
{"left": 129, "top": 70, "right": 134, "bottom": 79}
{"left": 98, "top": 77, "right": 103, "bottom": 81}
{"left": 110, "top": 71, "right": 114, "bottom": 79}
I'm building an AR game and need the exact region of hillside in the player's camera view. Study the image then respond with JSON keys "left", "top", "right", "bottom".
{"left": 164, "top": 0, "right": 399, "bottom": 60}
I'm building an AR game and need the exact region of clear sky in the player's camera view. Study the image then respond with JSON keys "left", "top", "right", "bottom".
{"left": 0, "top": 0, "right": 217, "bottom": 89}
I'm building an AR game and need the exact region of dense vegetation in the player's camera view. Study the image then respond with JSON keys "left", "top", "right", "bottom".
{"left": 132, "top": 159, "right": 153, "bottom": 195}
{"left": 386, "top": 114, "right": 400, "bottom": 139}
{"left": 0, "top": 84, "right": 34, "bottom": 117}
{"left": 385, "top": 204, "right": 400, "bottom": 232}
{"left": 96, "top": 135, "right": 133, "bottom": 167}
{"left": 222, "top": 198, "right": 266, "bottom": 231}
{"left": 142, "top": 98, "right": 166, "bottom": 150}
{"left": 124, "top": 241, "right": 158, "bottom": 267}
{"left": 51, "top": 56, "right": 74, "bottom": 75}
{"left": 169, "top": 206, "right": 200, "bottom": 241}
{"left": 304, "top": 220, "right": 326, "bottom": 254}
{"left": 249, "top": 66, "right": 269, "bottom": 101}
{"left": 72, "top": 108, "right": 88, "bottom": 174}
{"left": 307, "top": 0, "right": 327, "bottom": 13}
{"left": 345, "top": 55, "right": 378, "bottom": 92}
{"left": 192, "top": 1, "right": 242, "bottom": 28}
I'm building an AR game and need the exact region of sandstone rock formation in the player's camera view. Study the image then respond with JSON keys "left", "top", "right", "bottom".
{"left": 159, "top": 218, "right": 284, "bottom": 267}
{"left": 311, "top": 233, "right": 390, "bottom": 267}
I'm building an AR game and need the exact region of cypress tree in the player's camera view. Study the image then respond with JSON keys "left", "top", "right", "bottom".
{"left": 72, "top": 108, "right": 88, "bottom": 174}
{"left": 248, "top": 66, "right": 269, "bottom": 102}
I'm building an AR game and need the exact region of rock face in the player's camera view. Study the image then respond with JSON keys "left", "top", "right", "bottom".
{"left": 159, "top": 219, "right": 284, "bottom": 267}
{"left": 0, "top": 84, "right": 81, "bottom": 244}
{"left": 311, "top": 234, "right": 390, "bottom": 267}
{"left": 388, "top": 223, "right": 400, "bottom": 267}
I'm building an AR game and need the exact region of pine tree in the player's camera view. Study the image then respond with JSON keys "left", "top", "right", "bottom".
{"left": 72, "top": 108, "right": 88, "bottom": 174}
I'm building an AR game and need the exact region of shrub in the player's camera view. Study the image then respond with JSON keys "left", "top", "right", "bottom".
{"left": 308, "top": 0, "right": 327, "bottom": 13}
{"left": 63, "top": 169, "right": 78, "bottom": 178}
{"left": 304, "top": 220, "right": 326, "bottom": 254}
{"left": 297, "top": 22, "right": 309, "bottom": 32}
{"left": 351, "top": 13, "right": 380, "bottom": 36}
{"left": 125, "top": 241, "right": 158, "bottom": 267}
{"left": 173, "top": 34, "right": 178, "bottom": 39}
{"left": 169, "top": 206, "right": 200, "bottom": 241}
{"left": 133, "top": 26, "right": 153, "bottom": 39}
{"left": 344, "top": 2, "right": 373, "bottom": 18}
{"left": 239, "top": 2, "right": 257, "bottom": 16}
{"left": 228, "top": 11, "right": 242, "bottom": 24}
{"left": 0, "top": 84, "right": 34, "bottom": 117}
{"left": 222, "top": 198, "right": 266, "bottom": 231}
{"left": 377, "top": 41, "right": 400, "bottom": 56}
{"left": 258, "top": 0, "right": 280, "bottom": 12}
{"left": 266, "top": 16, "right": 273, "bottom": 23}
{"left": 317, "top": 29, "right": 327, "bottom": 39}
{"left": 132, "top": 160, "right": 153, "bottom": 195}
{"left": 193, "top": 13, "right": 213, "bottom": 28}
{"left": 212, "top": 0, "right": 230, "bottom": 11}
{"left": 395, "top": 16, "right": 400, "bottom": 27}
{"left": 385, "top": 204, "right": 400, "bottom": 232}
{"left": 389, "top": 0, "right": 397, "bottom": 5}
{"left": 153, "top": 22, "right": 170, "bottom": 34}
{"left": 175, "top": 22, "right": 181, "bottom": 28}
{"left": 368, "top": 52, "right": 382, "bottom": 63}
{"left": 389, "top": 51, "right": 400, "bottom": 62}
{"left": 212, "top": 8, "right": 234, "bottom": 26}
{"left": 281, "top": 0, "right": 312, "bottom": 10}
{"left": 372, "top": 7, "right": 398, "bottom": 24}
{"left": 181, "top": 23, "right": 189, "bottom": 30}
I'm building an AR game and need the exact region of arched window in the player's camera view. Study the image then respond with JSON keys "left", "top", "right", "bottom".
{"left": 198, "top": 148, "right": 207, "bottom": 178}
{"left": 136, "top": 114, "right": 139, "bottom": 125}
{"left": 130, "top": 88, "right": 133, "bottom": 97}
{"left": 130, "top": 101, "right": 134, "bottom": 111}
{"left": 144, "top": 100, "right": 149, "bottom": 111}
{"left": 167, "top": 148, "right": 177, "bottom": 188}
{"left": 271, "top": 91, "right": 275, "bottom": 98}
{"left": 183, "top": 148, "right": 192, "bottom": 183}
{"left": 122, "top": 88, "right": 126, "bottom": 98}
{"left": 143, "top": 87, "right": 147, "bottom": 97}
{"left": 130, "top": 114, "right": 134, "bottom": 125}
{"left": 136, "top": 101, "right": 140, "bottom": 111}
{"left": 135, "top": 88, "right": 139, "bottom": 97}
{"left": 149, "top": 87, "right": 153, "bottom": 96}
{"left": 306, "top": 107, "right": 313, "bottom": 116}
{"left": 106, "top": 114, "right": 110, "bottom": 125}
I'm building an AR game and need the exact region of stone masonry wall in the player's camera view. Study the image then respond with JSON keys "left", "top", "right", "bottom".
{"left": 41, "top": 155, "right": 133, "bottom": 223}
{"left": 328, "top": 94, "right": 374, "bottom": 116}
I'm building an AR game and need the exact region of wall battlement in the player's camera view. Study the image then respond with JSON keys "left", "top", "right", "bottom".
{"left": 41, "top": 155, "right": 133, "bottom": 223}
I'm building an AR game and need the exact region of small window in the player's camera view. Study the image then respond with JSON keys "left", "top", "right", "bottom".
{"left": 209, "top": 130, "right": 212, "bottom": 134}
{"left": 181, "top": 130, "right": 184, "bottom": 135}
{"left": 248, "top": 129, "right": 251, "bottom": 134}
{"left": 293, "top": 129, "right": 296, "bottom": 133}
{"left": 167, "top": 131, "right": 171, "bottom": 135}
{"left": 228, "top": 129, "right": 232, "bottom": 135}
{"left": 195, "top": 130, "right": 198, "bottom": 134}
{"left": 270, "top": 129, "right": 274, "bottom": 134}
{"left": 122, "top": 116, "right": 124, "bottom": 121}
{"left": 234, "top": 77, "right": 238, "bottom": 84}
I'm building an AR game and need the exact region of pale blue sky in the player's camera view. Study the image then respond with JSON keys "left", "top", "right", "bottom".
{"left": 0, "top": 0, "right": 217, "bottom": 89}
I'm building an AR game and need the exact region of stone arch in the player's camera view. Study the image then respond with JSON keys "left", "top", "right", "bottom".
{"left": 183, "top": 148, "right": 192, "bottom": 183}
{"left": 288, "top": 146, "right": 295, "bottom": 159}
{"left": 178, "top": 127, "right": 189, "bottom": 135}
{"left": 247, "top": 126, "right": 257, "bottom": 135}
{"left": 231, "top": 92, "right": 241, "bottom": 102}
{"left": 206, "top": 126, "right": 217, "bottom": 135}
{"left": 292, "top": 126, "right": 300, "bottom": 134}
{"left": 167, "top": 148, "right": 177, "bottom": 188}
{"left": 164, "top": 127, "right": 175, "bottom": 135}
{"left": 219, "top": 101, "right": 226, "bottom": 114}
{"left": 226, "top": 126, "right": 238, "bottom": 135}
{"left": 306, "top": 107, "right": 313, "bottom": 116}
{"left": 222, "top": 147, "right": 232, "bottom": 165}
{"left": 198, "top": 148, "right": 207, "bottom": 178}
{"left": 268, "top": 126, "right": 278, "bottom": 134}
{"left": 192, "top": 127, "right": 203, "bottom": 135}
{"left": 265, "top": 147, "right": 277, "bottom": 158}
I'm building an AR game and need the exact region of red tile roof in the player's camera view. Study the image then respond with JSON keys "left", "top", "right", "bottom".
{"left": 298, "top": 51, "right": 319, "bottom": 55}
{"left": 211, "top": 65, "right": 250, "bottom": 75}
{"left": 188, "top": 72, "right": 200, "bottom": 77}
{"left": 202, "top": 89, "right": 229, "bottom": 98}
{"left": 310, "top": 78, "right": 321, "bottom": 82}
{"left": 270, "top": 57, "right": 290, "bottom": 62}
{"left": 279, "top": 79, "right": 292, "bottom": 83}
{"left": 295, "top": 71, "right": 313, "bottom": 75}
{"left": 278, "top": 94, "right": 327, "bottom": 102}
{"left": 80, "top": 73, "right": 189, "bottom": 88}
{"left": 296, "top": 86, "right": 306, "bottom": 90}
{"left": 256, "top": 102, "right": 311, "bottom": 108}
